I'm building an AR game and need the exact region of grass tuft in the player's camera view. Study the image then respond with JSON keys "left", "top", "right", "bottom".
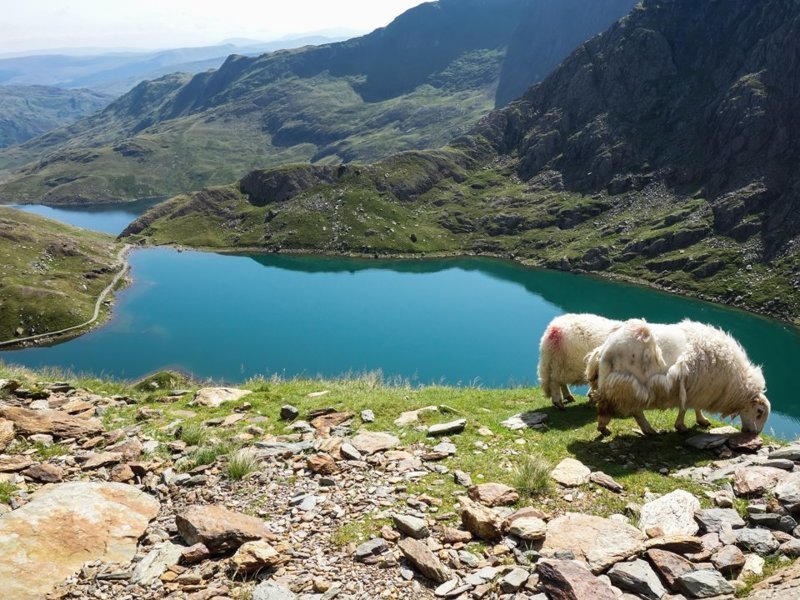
{"left": 0, "top": 481, "right": 17, "bottom": 505}
{"left": 226, "top": 449, "right": 259, "bottom": 480}
{"left": 514, "top": 453, "right": 552, "bottom": 498}
{"left": 178, "top": 422, "right": 207, "bottom": 446}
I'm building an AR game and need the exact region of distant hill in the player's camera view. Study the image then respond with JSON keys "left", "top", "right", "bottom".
{"left": 0, "top": 36, "right": 344, "bottom": 96}
{"left": 122, "top": 0, "right": 800, "bottom": 324}
{"left": 0, "top": 0, "right": 635, "bottom": 205}
{"left": 0, "top": 86, "right": 111, "bottom": 148}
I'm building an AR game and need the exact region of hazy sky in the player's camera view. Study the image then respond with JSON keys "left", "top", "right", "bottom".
{"left": 0, "top": 0, "right": 427, "bottom": 55}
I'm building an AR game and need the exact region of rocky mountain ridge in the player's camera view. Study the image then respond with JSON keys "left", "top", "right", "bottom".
{"left": 122, "top": 0, "right": 800, "bottom": 324}
{"left": 0, "top": 0, "right": 635, "bottom": 204}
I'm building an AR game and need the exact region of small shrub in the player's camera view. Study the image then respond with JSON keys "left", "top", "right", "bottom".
{"left": 514, "top": 454, "right": 552, "bottom": 498}
{"left": 178, "top": 422, "right": 207, "bottom": 446}
{"left": 226, "top": 449, "right": 258, "bottom": 480}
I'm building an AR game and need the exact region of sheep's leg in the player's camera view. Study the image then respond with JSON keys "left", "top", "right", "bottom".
{"left": 695, "top": 409, "right": 711, "bottom": 428}
{"left": 561, "top": 384, "right": 576, "bottom": 405}
{"left": 633, "top": 410, "right": 658, "bottom": 435}
{"left": 597, "top": 398, "right": 613, "bottom": 436}
{"left": 674, "top": 408, "right": 688, "bottom": 432}
{"left": 550, "top": 383, "right": 565, "bottom": 410}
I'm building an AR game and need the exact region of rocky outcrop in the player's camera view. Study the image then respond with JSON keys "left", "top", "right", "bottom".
{"left": 0, "top": 482, "right": 158, "bottom": 600}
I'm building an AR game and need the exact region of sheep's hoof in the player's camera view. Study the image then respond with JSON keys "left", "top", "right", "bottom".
{"left": 597, "top": 426, "right": 612, "bottom": 437}
{"left": 697, "top": 419, "right": 711, "bottom": 429}
{"left": 553, "top": 402, "right": 566, "bottom": 411}
{"left": 564, "top": 395, "right": 576, "bottom": 405}
{"left": 675, "top": 424, "right": 689, "bottom": 433}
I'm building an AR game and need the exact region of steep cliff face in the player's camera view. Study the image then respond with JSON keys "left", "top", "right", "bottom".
{"left": 469, "top": 0, "right": 800, "bottom": 251}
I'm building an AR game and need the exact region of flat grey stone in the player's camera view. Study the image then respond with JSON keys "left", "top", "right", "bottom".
{"left": 501, "top": 411, "right": 548, "bottom": 431}
{"left": 354, "top": 537, "right": 389, "bottom": 561}
{"left": 749, "top": 513, "right": 798, "bottom": 533}
{"left": 500, "top": 568, "right": 529, "bottom": 592}
{"left": 769, "top": 445, "right": 800, "bottom": 461}
{"left": 676, "top": 570, "right": 734, "bottom": 598}
{"left": 694, "top": 508, "right": 745, "bottom": 533}
{"left": 608, "top": 559, "right": 666, "bottom": 600}
{"left": 393, "top": 513, "right": 429, "bottom": 539}
{"left": 428, "top": 419, "right": 466, "bottom": 436}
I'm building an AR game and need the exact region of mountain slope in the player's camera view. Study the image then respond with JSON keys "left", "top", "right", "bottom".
{"left": 0, "top": 86, "right": 111, "bottom": 148}
{"left": 0, "top": 207, "right": 120, "bottom": 341}
{"left": 0, "top": 0, "right": 635, "bottom": 205}
{"left": 122, "top": 0, "right": 800, "bottom": 323}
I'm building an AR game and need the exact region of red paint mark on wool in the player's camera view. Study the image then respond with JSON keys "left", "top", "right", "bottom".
{"left": 546, "top": 326, "right": 563, "bottom": 349}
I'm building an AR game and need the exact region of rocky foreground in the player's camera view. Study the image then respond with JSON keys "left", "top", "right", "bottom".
{"left": 1, "top": 376, "right": 800, "bottom": 599}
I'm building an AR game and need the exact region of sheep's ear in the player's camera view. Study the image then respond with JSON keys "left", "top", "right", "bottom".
{"left": 634, "top": 326, "right": 651, "bottom": 342}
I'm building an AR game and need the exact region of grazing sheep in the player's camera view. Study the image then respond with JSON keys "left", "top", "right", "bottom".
{"left": 538, "top": 313, "right": 621, "bottom": 409}
{"left": 586, "top": 319, "right": 770, "bottom": 436}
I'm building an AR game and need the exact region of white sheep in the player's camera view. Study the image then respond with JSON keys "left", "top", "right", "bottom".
{"left": 538, "top": 313, "right": 621, "bottom": 408}
{"left": 586, "top": 319, "right": 770, "bottom": 436}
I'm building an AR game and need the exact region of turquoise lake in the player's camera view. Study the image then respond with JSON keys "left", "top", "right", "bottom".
{"left": 3, "top": 205, "right": 800, "bottom": 438}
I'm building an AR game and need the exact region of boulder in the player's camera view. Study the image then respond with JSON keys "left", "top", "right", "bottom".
{"left": 733, "top": 466, "right": 788, "bottom": 496}
{"left": 608, "top": 559, "right": 667, "bottom": 600}
{"left": 232, "top": 540, "right": 284, "bottom": 573}
{"left": 307, "top": 453, "right": 338, "bottom": 475}
{"left": 711, "top": 545, "right": 746, "bottom": 575}
{"left": 0, "top": 406, "right": 102, "bottom": 438}
{"left": 775, "top": 473, "right": 800, "bottom": 513}
{"left": 350, "top": 431, "right": 399, "bottom": 455}
{"left": 397, "top": 537, "right": 451, "bottom": 583}
{"left": 639, "top": 490, "right": 700, "bottom": 536}
{"left": 468, "top": 483, "right": 519, "bottom": 507}
{"left": 676, "top": 570, "right": 735, "bottom": 598}
{"left": 542, "top": 513, "right": 646, "bottom": 573}
{"left": 192, "top": 387, "right": 252, "bottom": 408}
{"left": 176, "top": 505, "right": 272, "bottom": 554}
{"left": 21, "top": 463, "right": 64, "bottom": 483}
{"left": 736, "top": 528, "right": 779, "bottom": 555}
{"left": 550, "top": 458, "right": 590, "bottom": 487}
{"left": 645, "top": 549, "right": 695, "bottom": 591}
{"left": 0, "top": 455, "right": 33, "bottom": 472}
{"left": 0, "top": 482, "right": 158, "bottom": 600}
{"left": 694, "top": 508, "right": 745, "bottom": 533}
{"left": 460, "top": 498, "right": 503, "bottom": 541}
{"left": 537, "top": 559, "right": 617, "bottom": 600}
{"left": 769, "top": 445, "right": 800, "bottom": 461}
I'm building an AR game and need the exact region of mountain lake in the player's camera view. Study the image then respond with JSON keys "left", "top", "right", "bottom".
{"left": 4, "top": 203, "right": 800, "bottom": 438}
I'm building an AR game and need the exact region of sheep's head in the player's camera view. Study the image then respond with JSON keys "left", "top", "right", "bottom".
{"left": 739, "top": 393, "right": 771, "bottom": 433}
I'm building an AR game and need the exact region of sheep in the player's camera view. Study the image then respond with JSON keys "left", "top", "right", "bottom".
{"left": 586, "top": 319, "right": 770, "bottom": 436}
{"left": 538, "top": 313, "right": 621, "bottom": 409}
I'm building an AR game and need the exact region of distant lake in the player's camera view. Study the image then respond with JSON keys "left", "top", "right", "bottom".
{"left": 4, "top": 206, "right": 800, "bottom": 439}
{"left": 11, "top": 199, "right": 162, "bottom": 235}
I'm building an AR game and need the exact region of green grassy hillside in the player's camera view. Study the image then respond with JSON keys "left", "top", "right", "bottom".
{"left": 0, "top": 207, "right": 121, "bottom": 341}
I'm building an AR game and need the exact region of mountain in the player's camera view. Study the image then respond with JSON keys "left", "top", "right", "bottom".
{"left": 0, "top": 86, "right": 111, "bottom": 148}
{"left": 0, "top": 37, "right": 345, "bottom": 95}
{"left": 0, "top": 0, "right": 635, "bottom": 205}
{"left": 122, "top": 0, "right": 800, "bottom": 324}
